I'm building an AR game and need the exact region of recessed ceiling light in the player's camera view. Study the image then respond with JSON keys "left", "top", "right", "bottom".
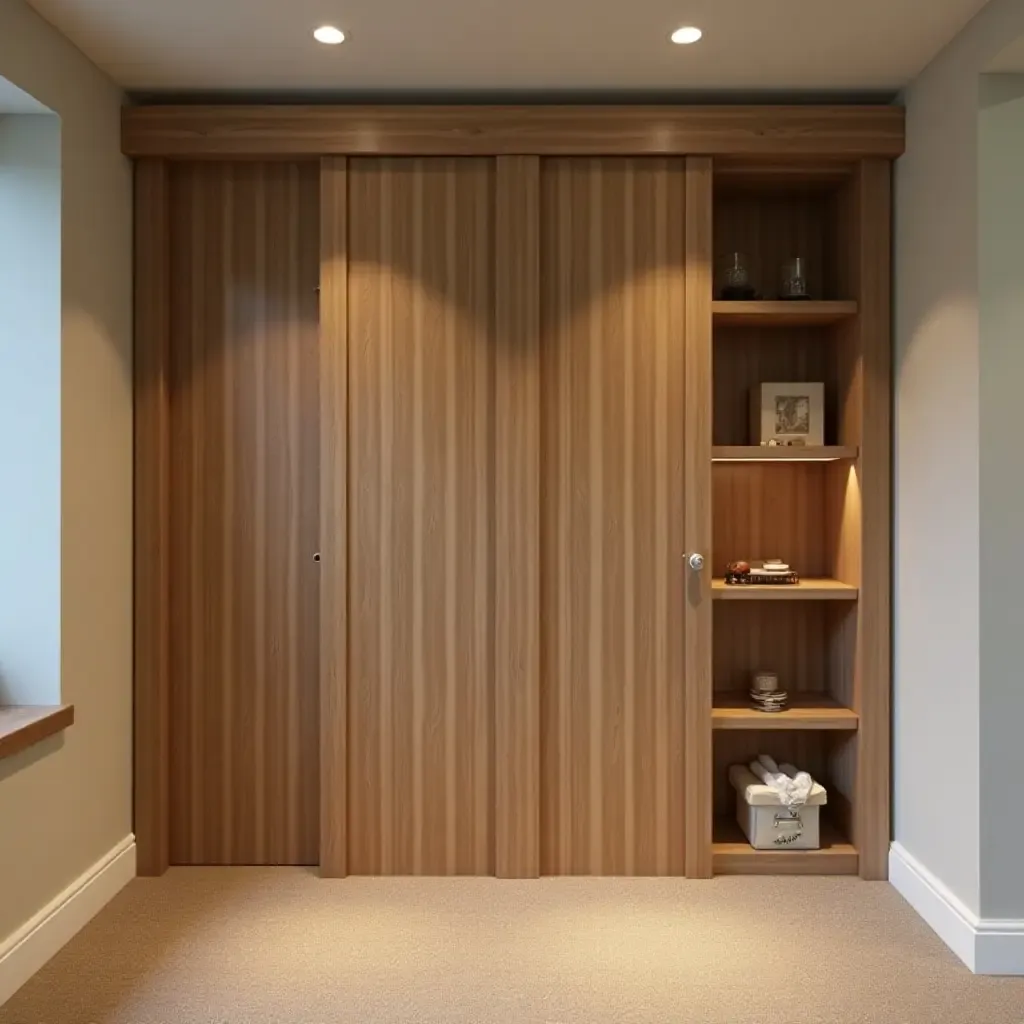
{"left": 313, "top": 25, "right": 346, "bottom": 44}
{"left": 671, "top": 26, "right": 703, "bottom": 45}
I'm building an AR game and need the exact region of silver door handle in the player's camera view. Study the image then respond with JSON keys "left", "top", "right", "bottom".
{"left": 687, "top": 552, "right": 705, "bottom": 572}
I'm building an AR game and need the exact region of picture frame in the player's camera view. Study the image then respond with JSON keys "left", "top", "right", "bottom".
{"left": 750, "top": 382, "right": 825, "bottom": 446}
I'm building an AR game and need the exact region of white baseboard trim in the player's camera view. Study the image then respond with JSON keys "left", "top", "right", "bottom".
{"left": 890, "top": 841, "right": 1024, "bottom": 975}
{"left": 0, "top": 835, "right": 136, "bottom": 1006}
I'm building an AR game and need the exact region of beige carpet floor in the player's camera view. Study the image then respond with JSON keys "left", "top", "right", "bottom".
{"left": 2, "top": 869, "right": 1023, "bottom": 1023}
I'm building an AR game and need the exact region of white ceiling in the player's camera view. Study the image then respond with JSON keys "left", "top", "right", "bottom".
{"left": 27, "top": 0, "right": 992, "bottom": 94}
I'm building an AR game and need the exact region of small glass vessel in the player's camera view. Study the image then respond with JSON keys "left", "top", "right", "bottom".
{"left": 780, "top": 257, "right": 810, "bottom": 300}
{"left": 719, "top": 252, "right": 757, "bottom": 300}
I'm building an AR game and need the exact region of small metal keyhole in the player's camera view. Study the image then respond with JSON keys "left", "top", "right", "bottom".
{"left": 313, "top": 552, "right": 322, "bottom": 563}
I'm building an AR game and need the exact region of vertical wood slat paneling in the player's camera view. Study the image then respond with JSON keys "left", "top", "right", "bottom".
{"left": 713, "top": 602, "right": 829, "bottom": 695}
{"left": 168, "top": 161, "right": 321, "bottom": 865}
{"left": 683, "top": 156, "right": 714, "bottom": 878}
{"left": 494, "top": 156, "right": 541, "bottom": 878}
{"left": 134, "top": 158, "right": 171, "bottom": 877}
{"left": 347, "top": 158, "right": 495, "bottom": 875}
{"left": 539, "top": 158, "right": 686, "bottom": 876}
{"left": 319, "top": 158, "right": 348, "bottom": 876}
{"left": 713, "top": 463, "right": 828, "bottom": 577}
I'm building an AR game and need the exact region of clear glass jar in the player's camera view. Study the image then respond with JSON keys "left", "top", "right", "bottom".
{"left": 719, "top": 252, "right": 756, "bottom": 300}
{"left": 780, "top": 257, "right": 809, "bottom": 300}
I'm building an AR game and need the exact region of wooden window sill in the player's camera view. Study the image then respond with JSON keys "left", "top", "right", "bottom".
{"left": 0, "top": 705, "right": 74, "bottom": 762}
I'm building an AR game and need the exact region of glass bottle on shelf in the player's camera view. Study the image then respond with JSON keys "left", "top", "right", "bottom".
{"left": 718, "top": 251, "right": 757, "bottom": 300}
{"left": 779, "top": 256, "right": 810, "bottom": 300}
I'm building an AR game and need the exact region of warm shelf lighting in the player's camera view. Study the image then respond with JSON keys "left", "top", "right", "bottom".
{"left": 671, "top": 26, "right": 703, "bottom": 44}
{"left": 313, "top": 25, "right": 346, "bottom": 44}
{"left": 711, "top": 446, "right": 858, "bottom": 463}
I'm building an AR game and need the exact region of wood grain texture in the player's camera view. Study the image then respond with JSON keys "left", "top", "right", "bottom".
{"left": 713, "top": 159, "right": 855, "bottom": 190}
{"left": 134, "top": 158, "right": 171, "bottom": 877}
{"left": 712, "top": 694, "right": 856, "bottom": 730}
{"left": 712, "top": 301, "right": 857, "bottom": 327}
{"left": 852, "top": 159, "right": 892, "bottom": 881}
{"left": 684, "top": 156, "right": 713, "bottom": 879}
{"left": 713, "top": 190, "right": 840, "bottom": 301}
{"left": 0, "top": 705, "right": 74, "bottom": 762}
{"left": 712, "top": 579, "right": 858, "bottom": 600}
{"left": 122, "top": 105, "right": 906, "bottom": 159}
{"left": 168, "top": 161, "right": 321, "bottom": 865}
{"left": 539, "top": 158, "right": 686, "bottom": 876}
{"left": 319, "top": 158, "right": 348, "bottom": 877}
{"left": 347, "top": 158, "right": 495, "bottom": 875}
{"left": 713, "top": 816, "right": 858, "bottom": 875}
{"left": 494, "top": 156, "right": 541, "bottom": 878}
{"left": 712, "top": 326, "right": 835, "bottom": 446}
{"left": 712, "top": 463, "right": 828, "bottom": 577}
{"left": 713, "top": 446, "right": 856, "bottom": 462}
{"left": 713, "top": 602, "right": 828, "bottom": 696}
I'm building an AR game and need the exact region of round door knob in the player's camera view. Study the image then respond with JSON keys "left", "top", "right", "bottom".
{"left": 688, "top": 552, "right": 705, "bottom": 572}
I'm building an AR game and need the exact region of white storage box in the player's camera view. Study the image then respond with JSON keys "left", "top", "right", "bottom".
{"left": 728, "top": 764, "right": 827, "bottom": 850}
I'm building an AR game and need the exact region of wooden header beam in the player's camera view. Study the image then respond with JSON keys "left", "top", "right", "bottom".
{"left": 122, "top": 104, "right": 904, "bottom": 159}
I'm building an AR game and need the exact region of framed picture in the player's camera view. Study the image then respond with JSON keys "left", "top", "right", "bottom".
{"left": 750, "top": 382, "right": 825, "bottom": 446}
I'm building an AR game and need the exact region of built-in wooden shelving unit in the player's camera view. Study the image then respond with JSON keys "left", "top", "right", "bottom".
{"left": 712, "top": 693, "right": 858, "bottom": 730}
{"left": 713, "top": 816, "right": 859, "bottom": 875}
{"left": 712, "top": 446, "right": 857, "bottom": 462}
{"left": 711, "top": 579, "right": 859, "bottom": 600}
{"left": 702, "top": 155, "right": 890, "bottom": 879}
{"left": 127, "top": 104, "right": 896, "bottom": 882}
{"left": 712, "top": 300, "right": 858, "bottom": 327}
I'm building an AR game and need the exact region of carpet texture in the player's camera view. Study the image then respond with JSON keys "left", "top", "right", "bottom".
{"left": 2, "top": 869, "right": 1022, "bottom": 1023}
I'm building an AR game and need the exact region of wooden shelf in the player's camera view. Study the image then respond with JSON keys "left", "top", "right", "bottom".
{"left": 712, "top": 300, "right": 858, "bottom": 326}
{"left": 0, "top": 705, "right": 74, "bottom": 762}
{"left": 712, "top": 693, "right": 858, "bottom": 730}
{"left": 713, "top": 816, "right": 858, "bottom": 875}
{"left": 712, "top": 578, "right": 858, "bottom": 600}
{"left": 712, "top": 446, "right": 857, "bottom": 462}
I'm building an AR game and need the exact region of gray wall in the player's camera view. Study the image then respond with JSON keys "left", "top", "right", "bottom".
{"left": 978, "top": 73, "right": 1024, "bottom": 920}
{"left": 896, "top": 0, "right": 1024, "bottom": 920}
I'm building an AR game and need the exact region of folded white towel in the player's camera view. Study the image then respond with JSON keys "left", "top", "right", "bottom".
{"left": 749, "top": 760, "right": 773, "bottom": 787}
{"left": 749, "top": 757, "right": 815, "bottom": 808}
{"left": 779, "top": 762, "right": 815, "bottom": 806}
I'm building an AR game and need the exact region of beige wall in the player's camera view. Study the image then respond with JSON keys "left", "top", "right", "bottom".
{"left": 0, "top": 0, "right": 132, "bottom": 941}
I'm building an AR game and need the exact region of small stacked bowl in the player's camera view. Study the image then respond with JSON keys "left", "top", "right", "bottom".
{"left": 750, "top": 671, "right": 789, "bottom": 713}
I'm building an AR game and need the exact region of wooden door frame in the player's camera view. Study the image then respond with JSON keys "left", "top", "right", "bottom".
{"left": 132, "top": 105, "right": 902, "bottom": 877}
{"left": 134, "top": 157, "right": 171, "bottom": 876}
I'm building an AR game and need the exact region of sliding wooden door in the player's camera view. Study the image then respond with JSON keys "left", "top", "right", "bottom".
{"left": 167, "top": 161, "right": 321, "bottom": 865}
{"left": 346, "top": 159, "right": 496, "bottom": 875}
{"left": 162, "top": 155, "right": 696, "bottom": 875}
{"left": 539, "top": 159, "right": 688, "bottom": 875}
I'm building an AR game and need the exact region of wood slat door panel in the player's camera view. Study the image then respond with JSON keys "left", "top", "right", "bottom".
{"left": 539, "top": 158, "right": 687, "bottom": 875}
{"left": 168, "top": 161, "right": 321, "bottom": 865}
{"left": 347, "top": 158, "right": 495, "bottom": 875}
